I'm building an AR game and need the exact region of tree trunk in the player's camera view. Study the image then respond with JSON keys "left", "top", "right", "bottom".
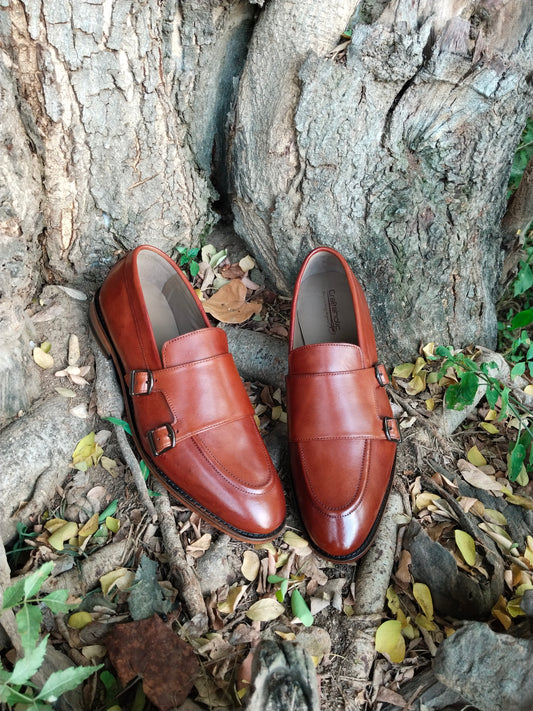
{"left": 230, "top": 0, "right": 533, "bottom": 362}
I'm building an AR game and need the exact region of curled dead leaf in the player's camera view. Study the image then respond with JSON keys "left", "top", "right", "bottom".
{"left": 202, "top": 279, "right": 262, "bottom": 324}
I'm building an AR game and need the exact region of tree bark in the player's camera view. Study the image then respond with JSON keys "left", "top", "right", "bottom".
{"left": 230, "top": 0, "right": 533, "bottom": 362}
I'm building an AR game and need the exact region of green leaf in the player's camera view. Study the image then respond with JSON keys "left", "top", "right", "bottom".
{"left": 499, "top": 387, "right": 510, "bottom": 420}
{"left": 23, "top": 562, "right": 54, "bottom": 600}
{"left": 290, "top": 588, "right": 313, "bottom": 627}
{"left": 509, "top": 443, "right": 527, "bottom": 482}
{"left": 40, "top": 590, "right": 75, "bottom": 614}
{"left": 16, "top": 603, "right": 42, "bottom": 651}
{"left": 9, "top": 635, "right": 48, "bottom": 686}
{"left": 435, "top": 345, "right": 453, "bottom": 358}
{"left": 511, "top": 309, "right": 533, "bottom": 330}
{"left": 444, "top": 371, "right": 479, "bottom": 410}
{"left": 454, "top": 530, "right": 476, "bottom": 566}
{"left": 189, "top": 261, "right": 200, "bottom": 277}
{"left": 36, "top": 664, "right": 102, "bottom": 703}
{"left": 2, "top": 577, "right": 26, "bottom": 610}
{"left": 513, "top": 262, "right": 533, "bottom": 297}
{"left": 486, "top": 383, "right": 500, "bottom": 410}
{"left": 511, "top": 361, "right": 526, "bottom": 379}
{"left": 98, "top": 499, "right": 118, "bottom": 524}
{"left": 0, "top": 684, "right": 38, "bottom": 705}
{"left": 140, "top": 460, "right": 150, "bottom": 481}
{"left": 103, "top": 416, "right": 132, "bottom": 435}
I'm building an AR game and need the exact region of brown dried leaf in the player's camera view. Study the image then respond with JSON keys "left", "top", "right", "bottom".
{"left": 105, "top": 614, "right": 198, "bottom": 710}
{"left": 202, "top": 279, "right": 262, "bottom": 324}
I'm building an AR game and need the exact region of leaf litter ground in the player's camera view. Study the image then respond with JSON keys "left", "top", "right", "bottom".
{"left": 3, "top": 242, "right": 533, "bottom": 711}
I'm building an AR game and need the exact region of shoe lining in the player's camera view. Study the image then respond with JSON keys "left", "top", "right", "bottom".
{"left": 137, "top": 251, "right": 206, "bottom": 352}
{"left": 294, "top": 252, "right": 357, "bottom": 348}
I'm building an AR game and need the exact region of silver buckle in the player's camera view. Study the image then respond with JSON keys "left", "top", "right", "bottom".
{"left": 384, "top": 417, "right": 401, "bottom": 443}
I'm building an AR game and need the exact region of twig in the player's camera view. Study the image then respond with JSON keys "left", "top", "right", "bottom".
{"left": 152, "top": 481, "right": 207, "bottom": 626}
{"left": 93, "top": 347, "right": 157, "bottom": 520}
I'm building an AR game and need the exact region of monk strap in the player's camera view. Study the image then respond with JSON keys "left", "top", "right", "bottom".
{"left": 147, "top": 423, "right": 176, "bottom": 456}
{"left": 375, "top": 364, "right": 389, "bottom": 387}
{"left": 384, "top": 417, "right": 401, "bottom": 442}
{"left": 129, "top": 369, "right": 153, "bottom": 396}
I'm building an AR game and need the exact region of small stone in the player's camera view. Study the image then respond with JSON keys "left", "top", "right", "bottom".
{"left": 68, "top": 334, "right": 80, "bottom": 366}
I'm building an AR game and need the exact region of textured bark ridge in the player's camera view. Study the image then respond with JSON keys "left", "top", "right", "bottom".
{"left": 230, "top": 0, "right": 533, "bottom": 362}
{"left": 1, "top": 0, "right": 215, "bottom": 283}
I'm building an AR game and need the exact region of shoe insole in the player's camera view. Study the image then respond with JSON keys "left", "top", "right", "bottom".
{"left": 294, "top": 271, "right": 357, "bottom": 348}
{"left": 138, "top": 251, "right": 206, "bottom": 353}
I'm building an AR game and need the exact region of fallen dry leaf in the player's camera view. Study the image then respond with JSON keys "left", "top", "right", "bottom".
{"left": 33, "top": 346, "right": 54, "bottom": 369}
{"left": 105, "top": 614, "right": 198, "bottom": 711}
{"left": 202, "top": 279, "right": 262, "bottom": 324}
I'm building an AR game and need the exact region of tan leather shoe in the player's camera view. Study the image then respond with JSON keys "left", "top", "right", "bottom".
{"left": 90, "top": 245, "right": 285, "bottom": 542}
{"left": 286, "top": 247, "right": 399, "bottom": 562}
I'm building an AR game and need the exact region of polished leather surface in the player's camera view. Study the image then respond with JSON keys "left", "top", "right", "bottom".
{"left": 90, "top": 245, "right": 285, "bottom": 541}
{"left": 286, "top": 247, "right": 398, "bottom": 562}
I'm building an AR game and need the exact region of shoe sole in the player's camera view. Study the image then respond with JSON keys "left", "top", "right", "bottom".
{"left": 89, "top": 289, "right": 285, "bottom": 543}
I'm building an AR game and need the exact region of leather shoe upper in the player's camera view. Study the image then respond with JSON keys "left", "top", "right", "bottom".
{"left": 91, "top": 245, "right": 285, "bottom": 541}
{"left": 286, "top": 247, "right": 398, "bottom": 562}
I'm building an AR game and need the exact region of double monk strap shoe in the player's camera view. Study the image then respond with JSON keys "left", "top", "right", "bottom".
{"left": 90, "top": 245, "right": 285, "bottom": 542}
{"left": 286, "top": 247, "right": 399, "bottom": 562}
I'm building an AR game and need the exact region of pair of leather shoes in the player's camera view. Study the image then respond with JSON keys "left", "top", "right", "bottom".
{"left": 90, "top": 245, "right": 398, "bottom": 561}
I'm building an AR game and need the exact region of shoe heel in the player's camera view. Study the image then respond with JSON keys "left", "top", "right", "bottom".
{"left": 89, "top": 294, "right": 113, "bottom": 359}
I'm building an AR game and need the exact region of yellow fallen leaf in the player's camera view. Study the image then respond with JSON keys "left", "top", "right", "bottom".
{"left": 413, "top": 582, "right": 434, "bottom": 620}
{"left": 386, "top": 585, "right": 400, "bottom": 615}
{"left": 55, "top": 387, "right": 77, "bottom": 398}
{"left": 78, "top": 513, "right": 99, "bottom": 538}
{"left": 491, "top": 595, "right": 512, "bottom": 630}
{"left": 480, "top": 422, "right": 499, "bottom": 434}
{"left": 392, "top": 363, "right": 414, "bottom": 379}
{"left": 412, "top": 357, "right": 427, "bottom": 377}
{"left": 483, "top": 509, "right": 507, "bottom": 526}
{"left": 100, "top": 567, "right": 133, "bottom": 596}
{"left": 422, "top": 342, "right": 436, "bottom": 358}
{"left": 507, "top": 597, "right": 526, "bottom": 618}
{"left": 375, "top": 620, "right": 405, "bottom": 663}
{"left": 44, "top": 518, "right": 68, "bottom": 534}
{"left": 68, "top": 611, "right": 93, "bottom": 629}
{"left": 241, "top": 551, "right": 260, "bottom": 582}
{"left": 524, "top": 384, "right": 533, "bottom": 396}
{"left": 218, "top": 585, "right": 247, "bottom": 614}
{"left": 455, "top": 529, "right": 476, "bottom": 566}
{"left": 271, "top": 405, "right": 283, "bottom": 421}
{"left": 415, "top": 613, "right": 438, "bottom": 631}
{"left": 202, "top": 279, "right": 262, "bottom": 324}
{"left": 72, "top": 431, "right": 104, "bottom": 470}
{"left": 101, "top": 456, "right": 118, "bottom": 476}
{"left": 405, "top": 373, "right": 426, "bottom": 396}
{"left": 467, "top": 446, "right": 487, "bottom": 467}
{"left": 245, "top": 598, "right": 285, "bottom": 622}
{"left": 503, "top": 493, "right": 533, "bottom": 509}
{"left": 485, "top": 409, "right": 498, "bottom": 421}
{"left": 425, "top": 398, "right": 435, "bottom": 411}
{"left": 239, "top": 255, "right": 256, "bottom": 272}
{"left": 33, "top": 346, "right": 54, "bottom": 369}
{"left": 283, "top": 530, "right": 309, "bottom": 549}
{"left": 105, "top": 517, "right": 121, "bottom": 533}
{"left": 274, "top": 631, "right": 296, "bottom": 641}
{"left": 415, "top": 491, "right": 440, "bottom": 511}
{"left": 48, "top": 521, "right": 79, "bottom": 551}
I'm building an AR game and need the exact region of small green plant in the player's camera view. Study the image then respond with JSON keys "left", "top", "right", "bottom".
{"left": 267, "top": 574, "right": 313, "bottom": 627}
{"left": 507, "top": 117, "right": 533, "bottom": 197}
{"left": 436, "top": 346, "right": 533, "bottom": 483}
{"left": 173, "top": 246, "right": 200, "bottom": 277}
{"left": 0, "top": 562, "right": 101, "bottom": 709}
